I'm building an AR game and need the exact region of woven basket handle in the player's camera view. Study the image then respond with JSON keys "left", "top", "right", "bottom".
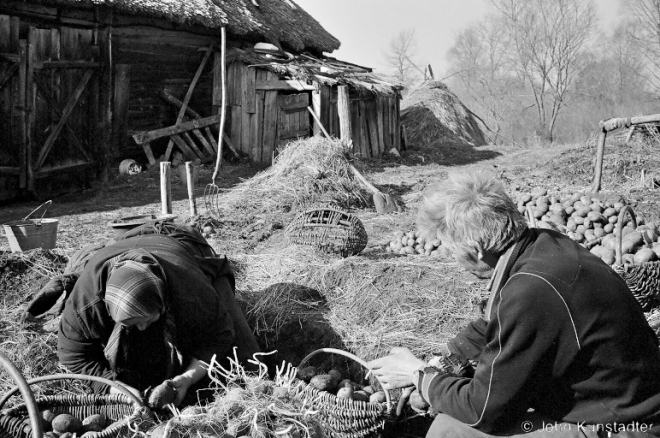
{"left": 0, "top": 352, "right": 44, "bottom": 438}
{"left": 297, "top": 348, "right": 393, "bottom": 409}
{"left": 525, "top": 205, "right": 537, "bottom": 228}
{"left": 0, "top": 374, "right": 145, "bottom": 412}
{"left": 615, "top": 206, "right": 637, "bottom": 266}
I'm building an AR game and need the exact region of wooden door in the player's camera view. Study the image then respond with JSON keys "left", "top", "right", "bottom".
{"left": 277, "top": 93, "right": 310, "bottom": 151}
{"left": 0, "top": 20, "right": 98, "bottom": 199}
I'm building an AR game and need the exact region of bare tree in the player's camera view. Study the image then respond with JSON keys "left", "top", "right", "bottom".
{"left": 492, "top": 0, "right": 597, "bottom": 142}
{"left": 626, "top": 0, "right": 660, "bottom": 94}
{"left": 446, "top": 17, "right": 521, "bottom": 142}
{"left": 383, "top": 29, "right": 424, "bottom": 93}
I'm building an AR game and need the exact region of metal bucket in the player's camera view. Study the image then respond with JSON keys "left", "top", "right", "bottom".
{"left": 3, "top": 201, "right": 58, "bottom": 252}
{"left": 119, "top": 159, "right": 141, "bottom": 175}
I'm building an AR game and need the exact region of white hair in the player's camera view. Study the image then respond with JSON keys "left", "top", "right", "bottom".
{"left": 416, "top": 172, "right": 527, "bottom": 254}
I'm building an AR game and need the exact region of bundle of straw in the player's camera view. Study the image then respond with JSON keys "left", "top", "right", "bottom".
{"left": 217, "top": 136, "right": 370, "bottom": 220}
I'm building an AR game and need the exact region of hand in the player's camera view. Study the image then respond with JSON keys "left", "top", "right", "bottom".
{"left": 367, "top": 347, "right": 426, "bottom": 390}
{"left": 168, "top": 375, "right": 192, "bottom": 407}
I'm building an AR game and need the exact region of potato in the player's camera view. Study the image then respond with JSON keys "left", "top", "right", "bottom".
{"left": 565, "top": 206, "right": 575, "bottom": 216}
{"left": 339, "top": 379, "right": 354, "bottom": 389}
{"left": 614, "top": 202, "right": 625, "bottom": 212}
{"left": 566, "top": 219, "right": 577, "bottom": 232}
{"left": 603, "top": 223, "right": 614, "bottom": 234}
{"left": 407, "top": 238, "right": 415, "bottom": 248}
{"left": 634, "top": 248, "right": 658, "bottom": 264}
{"left": 336, "top": 387, "right": 354, "bottom": 399}
{"left": 531, "top": 187, "right": 547, "bottom": 198}
{"left": 603, "top": 207, "right": 617, "bottom": 218}
{"left": 203, "top": 225, "right": 214, "bottom": 235}
{"left": 52, "top": 414, "right": 83, "bottom": 435}
{"left": 149, "top": 381, "right": 176, "bottom": 409}
{"left": 41, "top": 410, "right": 56, "bottom": 432}
{"left": 602, "top": 233, "right": 617, "bottom": 250}
{"left": 536, "top": 196, "right": 549, "bottom": 206}
{"left": 573, "top": 216, "right": 585, "bottom": 225}
{"left": 574, "top": 232, "right": 585, "bottom": 243}
{"left": 361, "top": 385, "right": 375, "bottom": 395}
{"left": 590, "top": 203, "right": 603, "bottom": 213}
{"left": 642, "top": 229, "right": 658, "bottom": 245}
{"left": 406, "top": 231, "right": 415, "bottom": 239}
{"left": 520, "top": 193, "right": 533, "bottom": 204}
{"left": 593, "top": 228, "right": 605, "bottom": 238}
{"left": 82, "top": 414, "right": 107, "bottom": 432}
{"left": 517, "top": 205, "right": 527, "bottom": 214}
{"left": 601, "top": 249, "right": 615, "bottom": 265}
{"left": 580, "top": 196, "right": 591, "bottom": 206}
{"left": 393, "top": 230, "right": 404, "bottom": 238}
{"left": 608, "top": 215, "right": 619, "bottom": 225}
{"left": 310, "top": 374, "right": 337, "bottom": 392}
{"left": 575, "top": 206, "right": 591, "bottom": 217}
{"left": 352, "top": 391, "right": 370, "bottom": 402}
{"left": 590, "top": 245, "right": 605, "bottom": 256}
{"left": 369, "top": 391, "right": 387, "bottom": 403}
{"left": 587, "top": 211, "right": 602, "bottom": 222}
{"left": 622, "top": 232, "right": 644, "bottom": 253}
{"left": 537, "top": 203, "right": 549, "bottom": 214}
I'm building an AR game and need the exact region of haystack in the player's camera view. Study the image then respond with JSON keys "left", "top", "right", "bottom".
{"left": 401, "top": 80, "right": 486, "bottom": 148}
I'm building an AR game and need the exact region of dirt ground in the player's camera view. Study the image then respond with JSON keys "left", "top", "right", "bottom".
{"left": 2, "top": 134, "right": 660, "bottom": 437}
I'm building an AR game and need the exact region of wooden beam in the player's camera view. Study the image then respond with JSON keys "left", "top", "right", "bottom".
{"left": 132, "top": 113, "right": 221, "bottom": 144}
{"left": 255, "top": 79, "right": 315, "bottom": 91}
{"left": 182, "top": 131, "right": 206, "bottom": 159}
{"left": 163, "top": 44, "right": 214, "bottom": 161}
{"left": 142, "top": 142, "right": 156, "bottom": 166}
{"left": 35, "top": 69, "right": 94, "bottom": 169}
{"left": 192, "top": 129, "right": 216, "bottom": 157}
{"left": 0, "top": 166, "right": 21, "bottom": 175}
{"left": 0, "top": 63, "right": 18, "bottom": 92}
{"left": 337, "top": 85, "right": 352, "bottom": 147}
{"left": 34, "top": 160, "right": 93, "bottom": 178}
{"left": 35, "top": 61, "right": 100, "bottom": 69}
{"left": 171, "top": 134, "right": 199, "bottom": 161}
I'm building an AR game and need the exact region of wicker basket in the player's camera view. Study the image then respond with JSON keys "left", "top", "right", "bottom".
{"left": 613, "top": 206, "right": 660, "bottom": 311}
{"left": 286, "top": 208, "right": 368, "bottom": 257}
{"left": 289, "top": 348, "right": 395, "bottom": 438}
{"left": 0, "top": 368, "right": 149, "bottom": 438}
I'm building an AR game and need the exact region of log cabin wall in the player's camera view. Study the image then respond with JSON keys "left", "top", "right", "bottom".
{"left": 220, "top": 61, "right": 401, "bottom": 167}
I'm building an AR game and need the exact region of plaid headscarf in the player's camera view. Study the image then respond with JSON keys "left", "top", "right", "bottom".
{"left": 102, "top": 249, "right": 180, "bottom": 371}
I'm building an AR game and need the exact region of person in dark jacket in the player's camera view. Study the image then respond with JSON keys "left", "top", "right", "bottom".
{"left": 57, "top": 221, "right": 260, "bottom": 406}
{"left": 368, "top": 173, "right": 660, "bottom": 437}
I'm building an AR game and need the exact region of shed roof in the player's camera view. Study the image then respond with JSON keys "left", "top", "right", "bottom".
{"left": 15, "top": 0, "right": 340, "bottom": 53}
{"left": 228, "top": 48, "right": 403, "bottom": 96}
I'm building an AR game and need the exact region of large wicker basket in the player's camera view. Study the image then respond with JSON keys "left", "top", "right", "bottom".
{"left": 285, "top": 208, "right": 368, "bottom": 257}
{"left": 289, "top": 348, "right": 395, "bottom": 438}
{"left": 0, "top": 365, "right": 149, "bottom": 438}
{"left": 613, "top": 206, "right": 660, "bottom": 311}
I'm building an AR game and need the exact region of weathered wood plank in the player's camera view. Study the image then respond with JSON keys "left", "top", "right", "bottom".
{"left": 192, "top": 129, "right": 215, "bottom": 156}
{"left": 212, "top": 51, "right": 223, "bottom": 107}
{"left": 0, "top": 166, "right": 20, "bottom": 175}
{"left": 35, "top": 60, "right": 100, "bottom": 69}
{"left": 132, "top": 113, "right": 221, "bottom": 144}
{"left": 358, "top": 100, "right": 370, "bottom": 158}
{"left": 230, "top": 105, "right": 242, "bottom": 152}
{"left": 279, "top": 93, "right": 310, "bottom": 112}
{"left": 17, "top": 40, "right": 26, "bottom": 189}
{"left": 262, "top": 90, "right": 278, "bottom": 165}
{"left": 280, "top": 129, "right": 310, "bottom": 140}
{"left": 245, "top": 66, "right": 256, "bottom": 114}
{"left": 394, "top": 97, "right": 401, "bottom": 150}
{"left": 26, "top": 29, "right": 36, "bottom": 190}
{"left": 377, "top": 97, "right": 386, "bottom": 155}
{"left": 0, "top": 63, "right": 18, "bottom": 92}
{"left": 171, "top": 134, "right": 198, "bottom": 161}
{"left": 338, "top": 85, "right": 352, "bottom": 146}
{"left": 255, "top": 79, "right": 315, "bottom": 91}
{"left": 366, "top": 99, "right": 380, "bottom": 158}
{"left": 113, "top": 64, "right": 131, "bottom": 151}
{"left": 182, "top": 131, "right": 206, "bottom": 159}
{"left": 142, "top": 142, "right": 156, "bottom": 166}
{"left": 0, "top": 15, "right": 10, "bottom": 53}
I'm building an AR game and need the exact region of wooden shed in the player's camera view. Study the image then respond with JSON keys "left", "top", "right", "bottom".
{"left": 0, "top": 0, "right": 401, "bottom": 201}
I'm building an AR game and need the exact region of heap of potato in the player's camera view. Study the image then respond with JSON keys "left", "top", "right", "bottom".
{"left": 297, "top": 366, "right": 387, "bottom": 403}
{"left": 517, "top": 188, "right": 660, "bottom": 266}
{"left": 384, "top": 230, "right": 448, "bottom": 256}
{"left": 41, "top": 410, "right": 112, "bottom": 438}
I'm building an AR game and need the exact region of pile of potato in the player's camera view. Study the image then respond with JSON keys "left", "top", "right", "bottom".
{"left": 297, "top": 366, "right": 387, "bottom": 403}
{"left": 517, "top": 187, "right": 660, "bottom": 266}
{"left": 384, "top": 230, "right": 448, "bottom": 256}
{"left": 41, "top": 410, "right": 112, "bottom": 438}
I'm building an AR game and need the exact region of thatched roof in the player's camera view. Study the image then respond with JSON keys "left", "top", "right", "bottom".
{"left": 228, "top": 48, "right": 403, "bottom": 96}
{"left": 15, "top": 0, "right": 340, "bottom": 54}
{"left": 401, "top": 81, "right": 486, "bottom": 147}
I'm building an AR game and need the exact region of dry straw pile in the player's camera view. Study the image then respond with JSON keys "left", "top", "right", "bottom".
{"left": 233, "top": 246, "right": 487, "bottom": 364}
{"left": 217, "top": 135, "right": 370, "bottom": 219}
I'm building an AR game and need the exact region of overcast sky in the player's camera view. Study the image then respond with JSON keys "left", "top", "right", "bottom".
{"left": 295, "top": 0, "right": 623, "bottom": 78}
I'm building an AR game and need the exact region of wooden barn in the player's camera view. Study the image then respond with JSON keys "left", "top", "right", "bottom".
{"left": 0, "top": 0, "right": 402, "bottom": 201}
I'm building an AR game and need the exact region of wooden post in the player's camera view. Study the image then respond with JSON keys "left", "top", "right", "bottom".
{"left": 590, "top": 130, "right": 607, "bottom": 194}
{"left": 185, "top": 161, "right": 197, "bottom": 215}
{"left": 337, "top": 85, "right": 352, "bottom": 147}
{"left": 160, "top": 161, "right": 172, "bottom": 215}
